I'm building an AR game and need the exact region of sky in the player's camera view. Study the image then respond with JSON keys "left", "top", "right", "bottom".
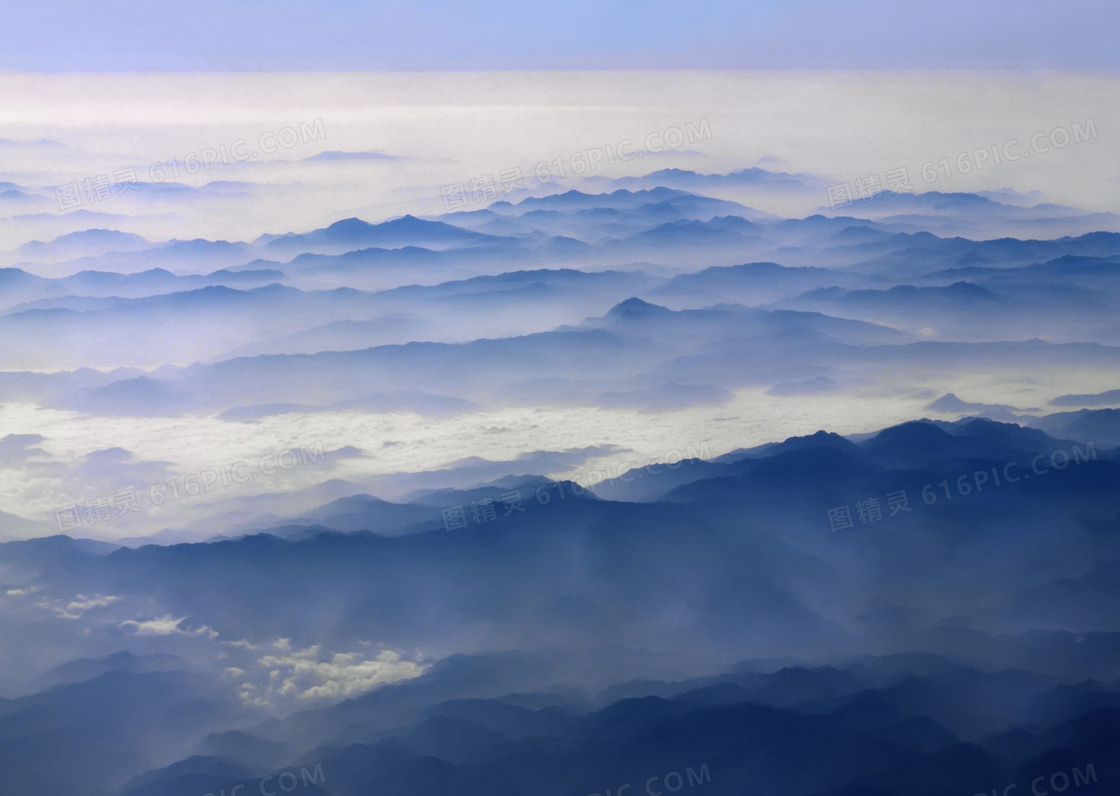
{"left": 2, "top": 1, "right": 1119, "bottom": 71}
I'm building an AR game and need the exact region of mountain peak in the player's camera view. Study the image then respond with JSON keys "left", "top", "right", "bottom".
{"left": 325, "top": 217, "right": 376, "bottom": 233}
{"left": 606, "top": 297, "right": 672, "bottom": 320}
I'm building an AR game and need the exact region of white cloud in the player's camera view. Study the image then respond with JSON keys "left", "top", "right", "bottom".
{"left": 37, "top": 592, "right": 120, "bottom": 619}
{"left": 4, "top": 586, "right": 38, "bottom": 597}
{"left": 241, "top": 644, "right": 426, "bottom": 706}
{"left": 119, "top": 614, "right": 218, "bottom": 639}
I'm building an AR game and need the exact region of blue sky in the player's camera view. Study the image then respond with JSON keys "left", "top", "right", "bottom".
{"left": 3, "top": 0, "right": 1118, "bottom": 71}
